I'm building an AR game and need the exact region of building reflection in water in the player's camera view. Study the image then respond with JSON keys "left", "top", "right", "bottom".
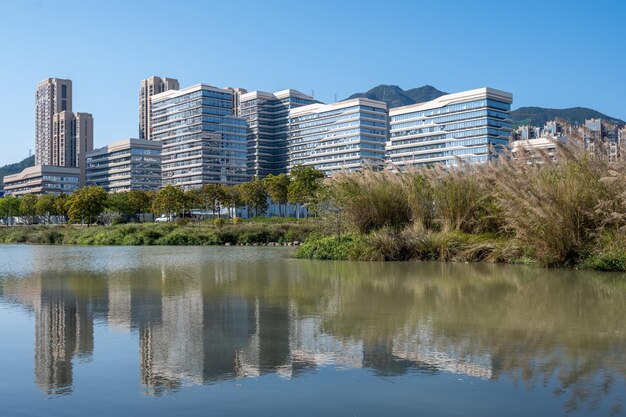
{"left": 32, "top": 277, "right": 94, "bottom": 395}
{"left": 0, "top": 252, "right": 623, "bottom": 414}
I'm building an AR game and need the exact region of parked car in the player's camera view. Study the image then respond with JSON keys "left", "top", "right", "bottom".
{"left": 155, "top": 214, "right": 175, "bottom": 223}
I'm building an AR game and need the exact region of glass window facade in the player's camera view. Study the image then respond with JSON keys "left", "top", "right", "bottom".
{"left": 287, "top": 100, "right": 388, "bottom": 176}
{"left": 239, "top": 90, "right": 317, "bottom": 178}
{"left": 86, "top": 139, "right": 162, "bottom": 193}
{"left": 151, "top": 85, "right": 249, "bottom": 189}
{"left": 388, "top": 89, "right": 513, "bottom": 169}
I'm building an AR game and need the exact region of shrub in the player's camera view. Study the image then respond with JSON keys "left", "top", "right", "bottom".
{"left": 213, "top": 218, "right": 225, "bottom": 228}
{"left": 365, "top": 227, "right": 417, "bottom": 261}
{"left": 328, "top": 171, "right": 412, "bottom": 234}
{"left": 582, "top": 232, "right": 626, "bottom": 272}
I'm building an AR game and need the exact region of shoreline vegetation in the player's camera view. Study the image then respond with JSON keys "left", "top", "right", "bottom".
{"left": 1, "top": 138, "right": 626, "bottom": 272}
{"left": 0, "top": 220, "right": 314, "bottom": 247}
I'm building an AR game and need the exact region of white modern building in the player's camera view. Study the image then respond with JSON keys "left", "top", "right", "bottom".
{"left": 238, "top": 89, "right": 317, "bottom": 177}
{"left": 511, "top": 136, "right": 567, "bottom": 163}
{"left": 388, "top": 88, "right": 513, "bottom": 170}
{"left": 287, "top": 98, "right": 388, "bottom": 176}
{"left": 3, "top": 165, "right": 80, "bottom": 196}
{"left": 86, "top": 138, "right": 162, "bottom": 193}
{"left": 150, "top": 84, "right": 249, "bottom": 188}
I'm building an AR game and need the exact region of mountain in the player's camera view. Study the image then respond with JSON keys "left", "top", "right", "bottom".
{"left": 0, "top": 155, "right": 35, "bottom": 186}
{"left": 346, "top": 84, "right": 447, "bottom": 108}
{"left": 511, "top": 107, "right": 625, "bottom": 127}
{"left": 405, "top": 85, "right": 448, "bottom": 104}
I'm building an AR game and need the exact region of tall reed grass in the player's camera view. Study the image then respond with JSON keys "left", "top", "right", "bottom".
{"left": 306, "top": 137, "right": 626, "bottom": 270}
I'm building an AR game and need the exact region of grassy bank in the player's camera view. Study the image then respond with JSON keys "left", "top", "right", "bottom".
{"left": 0, "top": 220, "right": 317, "bottom": 246}
{"left": 295, "top": 230, "right": 626, "bottom": 271}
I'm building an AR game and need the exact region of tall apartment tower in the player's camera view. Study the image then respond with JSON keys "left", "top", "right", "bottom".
{"left": 35, "top": 78, "right": 73, "bottom": 165}
{"left": 139, "top": 76, "right": 179, "bottom": 140}
{"left": 51, "top": 112, "right": 93, "bottom": 185}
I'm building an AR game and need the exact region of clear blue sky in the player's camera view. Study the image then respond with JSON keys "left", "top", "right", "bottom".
{"left": 1, "top": 0, "right": 625, "bottom": 166}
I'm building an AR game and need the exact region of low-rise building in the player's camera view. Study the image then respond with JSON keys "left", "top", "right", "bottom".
{"left": 388, "top": 88, "right": 513, "bottom": 170}
{"left": 287, "top": 98, "right": 388, "bottom": 176}
{"left": 86, "top": 138, "right": 162, "bottom": 193}
{"left": 3, "top": 165, "right": 80, "bottom": 196}
{"left": 511, "top": 136, "right": 567, "bottom": 162}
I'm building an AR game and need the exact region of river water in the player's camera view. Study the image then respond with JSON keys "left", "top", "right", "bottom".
{"left": 0, "top": 245, "right": 624, "bottom": 416}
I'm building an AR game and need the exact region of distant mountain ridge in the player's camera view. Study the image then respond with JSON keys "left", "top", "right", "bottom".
{"left": 346, "top": 84, "right": 447, "bottom": 108}
{"left": 0, "top": 155, "right": 35, "bottom": 186}
{"left": 511, "top": 107, "right": 625, "bottom": 127}
{"left": 347, "top": 84, "right": 625, "bottom": 127}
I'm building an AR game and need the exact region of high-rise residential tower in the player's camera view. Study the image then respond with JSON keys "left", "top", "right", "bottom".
{"left": 139, "top": 76, "right": 179, "bottom": 140}
{"left": 52, "top": 111, "right": 93, "bottom": 180}
{"left": 35, "top": 78, "right": 73, "bottom": 165}
{"left": 388, "top": 88, "right": 513, "bottom": 170}
{"left": 239, "top": 89, "right": 316, "bottom": 177}
{"left": 151, "top": 84, "right": 249, "bottom": 188}
{"left": 287, "top": 98, "right": 388, "bottom": 176}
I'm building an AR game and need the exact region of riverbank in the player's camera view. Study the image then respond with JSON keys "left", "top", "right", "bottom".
{"left": 293, "top": 231, "right": 626, "bottom": 272}
{"left": 1, "top": 221, "right": 625, "bottom": 272}
{"left": 0, "top": 220, "right": 316, "bottom": 246}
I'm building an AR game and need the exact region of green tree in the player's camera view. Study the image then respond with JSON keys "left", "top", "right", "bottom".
{"left": 127, "top": 190, "right": 152, "bottom": 222}
{"left": 200, "top": 184, "right": 226, "bottom": 218}
{"left": 223, "top": 186, "right": 242, "bottom": 219}
{"left": 239, "top": 178, "right": 268, "bottom": 217}
{"left": 288, "top": 165, "right": 325, "bottom": 218}
{"left": 54, "top": 194, "right": 70, "bottom": 222}
{"left": 153, "top": 185, "right": 184, "bottom": 221}
{"left": 0, "top": 195, "right": 21, "bottom": 226}
{"left": 264, "top": 173, "right": 290, "bottom": 217}
{"left": 67, "top": 186, "right": 108, "bottom": 226}
{"left": 35, "top": 194, "right": 56, "bottom": 224}
{"left": 20, "top": 194, "right": 38, "bottom": 225}
{"left": 184, "top": 189, "right": 201, "bottom": 220}
{"left": 107, "top": 192, "right": 132, "bottom": 214}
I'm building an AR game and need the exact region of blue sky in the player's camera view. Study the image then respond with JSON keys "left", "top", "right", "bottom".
{"left": 0, "top": 0, "right": 625, "bottom": 166}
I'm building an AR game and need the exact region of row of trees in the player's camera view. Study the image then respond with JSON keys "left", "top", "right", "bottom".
{"left": 0, "top": 166, "right": 325, "bottom": 226}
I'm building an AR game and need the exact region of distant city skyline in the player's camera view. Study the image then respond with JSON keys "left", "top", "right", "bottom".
{"left": 0, "top": 0, "right": 625, "bottom": 165}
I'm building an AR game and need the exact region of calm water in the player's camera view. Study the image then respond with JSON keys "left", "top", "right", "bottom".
{"left": 0, "top": 245, "right": 624, "bottom": 416}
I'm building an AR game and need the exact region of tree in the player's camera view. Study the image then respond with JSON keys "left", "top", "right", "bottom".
{"left": 54, "top": 194, "right": 70, "bottom": 222}
{"left": 200, "top": 184, "right": 226, "bottom": 218}
{"left": 153, "top": 185, "right": 184, "bottom": 221}
{"left": 184, "top": 189, "right": 201, "bottom": 220}
{"left": 19, "top": 194, "right": 38, "bottom": 225}
{"left": 106, "top": 192, "right": 132, "bottom": 223}
{"left": 239, "top": 178, "right": 268, "bottom": 217}
{"left": 67, "top": 186, "right": 108, "bottom": 226}
{"left": 264, "top": 173, "right": 290, "bottom": 217}
{"left": 288, "top": 165, "right": 325, "bottom": 218}
{"left": 128, "top": 190, "right": 152, "bottom": 222}
{"left": 35, "top": 194, "right": 56, "bottom": 224}
{"left": 222, "top": 186, "right": 242, "bottom": 219}
{"left": 0, "top": 195, "right": 21, "bottom": 226}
